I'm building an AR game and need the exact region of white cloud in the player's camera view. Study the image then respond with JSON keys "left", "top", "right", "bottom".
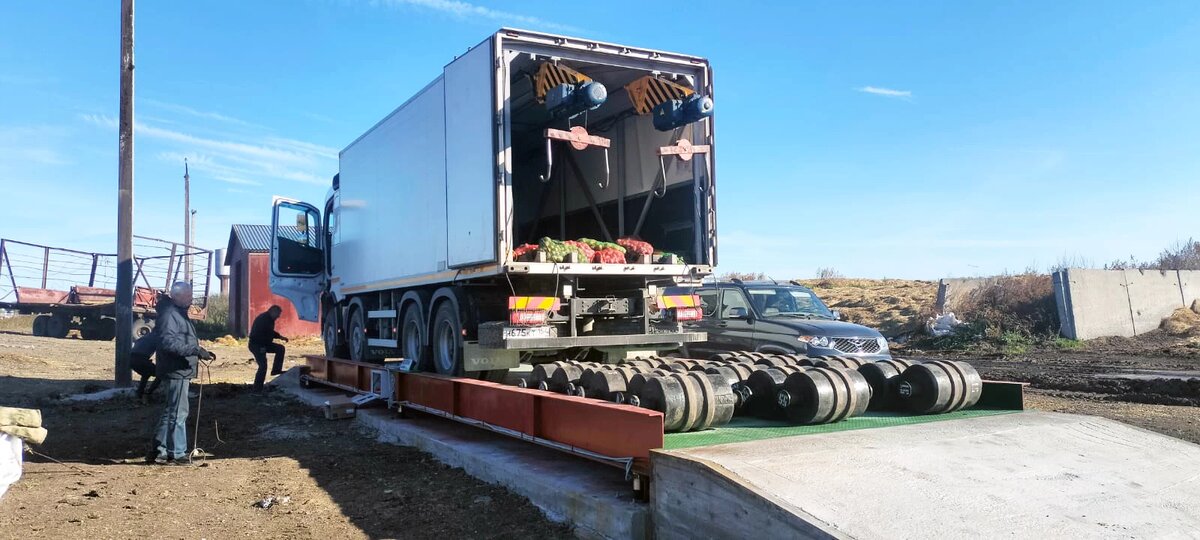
{"left": 370, "top": 0, "right": 579, "bottom": 32}
{"left": 143, "top": 99, "right": 266, "bottom": 130}
{"left": 82, "top": 114, "right": 334, "bottom": 187}
{"left": 857, "top": 86, "right": 913, "bottom": 99}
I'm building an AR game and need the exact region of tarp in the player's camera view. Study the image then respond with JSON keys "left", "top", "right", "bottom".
{"left": 0, "top": 433, "right": 21, "bottom": 500}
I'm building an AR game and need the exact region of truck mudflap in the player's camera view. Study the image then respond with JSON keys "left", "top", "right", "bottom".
{"left": 478, "top": 323, "right": 706, "bottom": 350}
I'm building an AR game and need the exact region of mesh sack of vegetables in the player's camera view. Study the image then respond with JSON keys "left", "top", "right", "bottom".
{"left": 616, "top": 237, "right": 654, "bottom": 255}
{"left": 563, "top": 240, "right": 595, "bottom": 261}
{"left": 594, "top": 248, "right": 625, "bottom": 264}
{"left": 512, "top": 243, "right": 538, "bottom": 260}
{"left": 580, "top": 238, "right": 626, "bottom": 254}
{"left": 653, "top": 251, "right": 686, "bottom": 264}
{"left": 538, "top": 237, "right": 588, "bottom": 262}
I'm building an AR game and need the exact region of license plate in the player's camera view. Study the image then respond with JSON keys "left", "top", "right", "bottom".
{"left": 502, "top": 326, "right": 553, "bottom": 340}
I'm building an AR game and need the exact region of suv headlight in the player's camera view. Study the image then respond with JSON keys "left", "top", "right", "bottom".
{"left": 799, "top": 335, "right": 831, "bottom": 348}
{"left": 877, "top": 337, "right": 889, "bottom": 351}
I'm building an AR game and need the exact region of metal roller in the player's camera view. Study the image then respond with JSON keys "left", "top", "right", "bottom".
{"left": 686, "top": 371, "right": 718, "bottom": 431}
{"left": 627, "top": 369, "right": 670, "bottom": 397}
{"left": 639, "top": 376, "right": 687, "bottom": 432}
{"left": 547, "top": 363, "right": 584, "bottom": 393}
{"left": 741, "top": 367, "right": 788, "bottom": 419}
{"left": 857, "top": 358, "right": 915, "bottom": 410}
{"left": 670, "top": 372, "right": 704, "bottom": 432}
{"left": 897, "top": 362, "right": 951, "bottom": 413}
{"left": 777, "top": 368, "right": 838, "bottom": 424}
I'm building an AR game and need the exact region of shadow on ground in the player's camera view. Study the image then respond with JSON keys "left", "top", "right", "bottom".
{"left": 2, "top": 376, "right": 573, "bottom": 539}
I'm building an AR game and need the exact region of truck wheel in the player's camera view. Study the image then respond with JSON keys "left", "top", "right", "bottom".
{"left": 348, "top": 308, "right": 368, "bottom": 363}
{"left": 132, "top": 318, "right": 154, "bottom": 342}
{"left": 99, "top": 318, "right": 117, "bottom": 341}
{"left": 45, "top": 314, "right": 70, "bottom": 339}
{"left": 32, "top": 315, "right": 50, "bottom": 337}
{"left": 431, "top": 302, "right": 463, "bottom": 375}
{"left": 80, "top": 318, "right": 101, "bottom": 340}
{"left": 323, "top": 309, "right": 350, "bottom": 359}
{"left": 401, "top": 305, "right": 429, "bottom": 370}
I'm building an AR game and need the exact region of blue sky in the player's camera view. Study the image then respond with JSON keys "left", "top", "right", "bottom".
{"left": 1, "top": 0, "right": 1198, "bottom": 280}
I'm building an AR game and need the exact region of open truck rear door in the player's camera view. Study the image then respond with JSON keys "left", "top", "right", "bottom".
{"left": 270, "top": 197, "right": 325, "bottom": 322}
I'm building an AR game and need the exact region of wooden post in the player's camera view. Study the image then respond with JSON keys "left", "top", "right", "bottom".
{"left": 114, "top": 0, "right": 134, "bottom": 387}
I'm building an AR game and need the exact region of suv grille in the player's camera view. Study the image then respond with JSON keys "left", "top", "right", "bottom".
{"left": 831, "top": 337, "right": 881, "bottom": 354}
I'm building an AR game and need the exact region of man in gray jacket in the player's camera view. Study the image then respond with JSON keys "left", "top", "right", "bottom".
{"left": 146, "top": 282, "right": 215, "bottom": 465}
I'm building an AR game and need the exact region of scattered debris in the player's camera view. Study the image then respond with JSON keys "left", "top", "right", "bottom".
{"left": 253, "top": 495, "right": 291, "bottom": 509}
{"left": 927, "top": 312, "right": 964, "bottom": 337}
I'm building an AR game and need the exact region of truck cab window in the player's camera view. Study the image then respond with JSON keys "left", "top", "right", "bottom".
{"left": 276, "top": 204, "right": 323, "bottom": 276}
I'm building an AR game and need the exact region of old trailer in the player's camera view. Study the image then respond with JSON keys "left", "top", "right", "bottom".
{"left": 0, "top": 236, "right": 212, "bottom": 340}
{"left": 271, "top": 29, "right": 718, "bottom": 376}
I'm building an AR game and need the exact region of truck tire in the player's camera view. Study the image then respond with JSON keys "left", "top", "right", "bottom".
{"left": 323, "top": 309, "right": 350, "bottom": 359}
{"left": 348, "top": 308, "right": 368, "bottom": 364}
{"left": 132, "top": 318, "right": 154, "bottom": 342}
{"left": 401, "top": 305, "right": 429, "bottom": 370}
{"left": 45, "top": 314, "right": 70, "bottom": 339}
{"left": 431, "top": 302, "right": 463, "bottom": 375}
{"left": 32, "top": 315, "right": 50, "bottom": 337}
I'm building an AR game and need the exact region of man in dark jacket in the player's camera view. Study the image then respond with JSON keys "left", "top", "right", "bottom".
{"left": 249, "top": 305, "right": 289, "bottom": 392}
{"left": 130, "top": 325, "right": 161, "bottom": 402}
{"left": 147, "top": 282, "right": 214, "bottom": 465}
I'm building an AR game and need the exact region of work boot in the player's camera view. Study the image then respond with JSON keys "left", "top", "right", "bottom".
{"left": 167, "top": 457, "right": 196, "bottom": 467}
{"left": 145, "top": 451, "right": 167, "bottom": 465}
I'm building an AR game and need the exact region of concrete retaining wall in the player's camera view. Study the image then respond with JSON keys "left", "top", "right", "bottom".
{"left": 935, "top": 278, "right": 991, "bottom": 313}
{"left": 1054, "top": 268, "right": 1198, "bottom": 340}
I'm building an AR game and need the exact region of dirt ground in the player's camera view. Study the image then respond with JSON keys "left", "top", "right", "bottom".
{"left": 906, "top": 332, "right": 1200, "bottom": 444}
{"left": 0, "top": 325, "right": 572, "bottom": 539}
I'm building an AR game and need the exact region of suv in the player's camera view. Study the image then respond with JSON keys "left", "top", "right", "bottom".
{"left": 680, "top": 281, "right": 890, "bottom": 361}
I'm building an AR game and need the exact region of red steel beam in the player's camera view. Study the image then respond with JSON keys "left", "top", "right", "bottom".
{"left": 302, "top": 355, "right": 664, "bottom": 469}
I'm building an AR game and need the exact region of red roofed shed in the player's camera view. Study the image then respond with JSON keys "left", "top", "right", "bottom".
{"left": 224, "top": 225, "right": 320, "bottom": 338}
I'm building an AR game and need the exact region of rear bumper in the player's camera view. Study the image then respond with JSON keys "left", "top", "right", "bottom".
{"left": 485, "top": 331, "right": 707, "bottom": 350}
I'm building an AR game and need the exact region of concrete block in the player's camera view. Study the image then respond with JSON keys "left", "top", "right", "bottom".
{"left": 1059, "top": 268, "right": 1135, "bottom": 340}
{"left": 935, "top": 278, "right": 990, "bottom": 313}
{"left": 1178, "top": 270, "right": 1200, "bottom": 308}
{"left": 1124, "top": 269, "right": 1186, "bottom": 334}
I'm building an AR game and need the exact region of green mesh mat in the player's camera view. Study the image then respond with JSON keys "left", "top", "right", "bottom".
{"left": 663, "top": 409, "right": 1018, "bottom": 450}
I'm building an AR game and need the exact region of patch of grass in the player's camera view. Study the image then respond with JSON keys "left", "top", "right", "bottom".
{"left": 194, "top": 294, "right": 230, "bottom": 340}
{"left": 1053, "top": 337, "right": 1084, "bottom": 350}
{"left": 998, "top": 331, "right": 1034, "bottom": 355}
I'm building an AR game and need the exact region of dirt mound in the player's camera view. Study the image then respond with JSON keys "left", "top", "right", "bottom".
{"left": 797, "top": 278, "right": 938, "bottom": 338}
{"left": 1162, "top": 300, "right": 1200, "bottom": 337}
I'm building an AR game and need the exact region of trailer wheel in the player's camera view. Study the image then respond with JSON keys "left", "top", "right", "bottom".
{"left": 348, "top": 308, "right": 368, "bottom": 363}
{"left": 32, "top": 315, "right": 50, "bottom": 337}
{"left": 431, "top": 302, "right": 463, "bottom": 375}
{"left": 401, "top": 305, "right": 429, "bottom": 370}
{"left": 45, "top": 314, "right": 70, "bottom": 339}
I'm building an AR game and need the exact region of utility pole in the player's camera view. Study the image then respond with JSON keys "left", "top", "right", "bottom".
{"left": 190, "top": 209, "right": 197, "bottom": 280}
{"left": 115, "top": 0, "right": 135, "bottom": 387}
{"left": 184, "top": 158, "right": 191, "bottom": 283}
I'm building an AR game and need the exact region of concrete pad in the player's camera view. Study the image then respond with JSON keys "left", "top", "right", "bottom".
{"left": 656, "top": 411, "right": 1200, "bottom": 539}
{"left": 274, "top": 371, "right": 649, "bottom": 540}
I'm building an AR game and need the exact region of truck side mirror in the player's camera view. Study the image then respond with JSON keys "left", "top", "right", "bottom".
{"left": 727, "top": 307, "right": 748, "bottom": 319}
{"left": 831, "top": 310, "right": 842, "bottom": 321}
